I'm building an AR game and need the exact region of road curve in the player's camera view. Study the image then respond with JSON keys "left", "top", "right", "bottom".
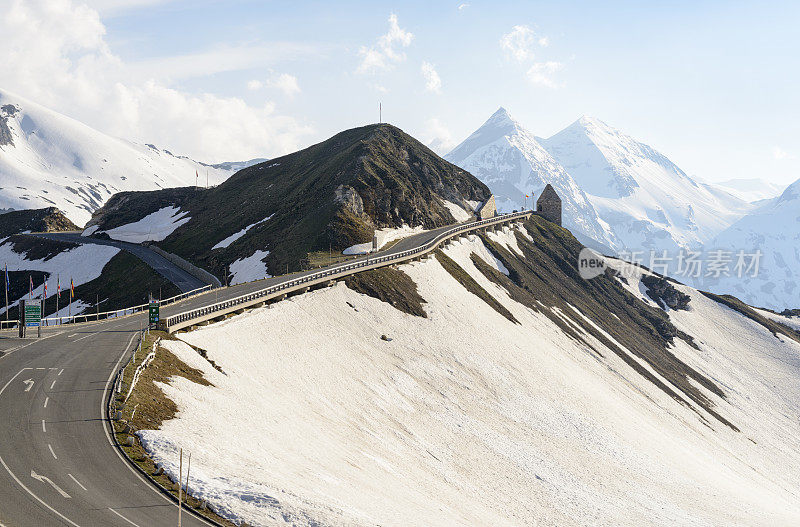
{"left": 0, "top": 213, "right": 529, "bottom": 526}
{"left": 29, "top": 232, "right": 208, "bottom": 293}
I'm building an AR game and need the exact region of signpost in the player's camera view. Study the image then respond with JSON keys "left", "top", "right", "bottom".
{"left": 148, "top": 301, "right": 160, "bottom": 328}
{"left": 19, "top": 299, "right": 42, "bottom": 338}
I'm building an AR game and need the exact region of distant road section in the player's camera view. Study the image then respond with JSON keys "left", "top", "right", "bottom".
{"left": 29, "top": 232, "right": 208, "bottom": 293}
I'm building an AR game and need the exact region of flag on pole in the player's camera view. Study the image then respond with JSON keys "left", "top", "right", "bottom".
{"left": 70, "top": 278, "right": 74, "bottom": 299}
{"left": 4, "top": 264, "right": 8, "bottom": 293}
{"left": 57, "top": 275, "right": 61, "bottom": 298}
{"left": 44, "top": 280, "right": 47, "bottom": 300}
{"left": 29, "top": 276, "right": 33, "bottom": 299}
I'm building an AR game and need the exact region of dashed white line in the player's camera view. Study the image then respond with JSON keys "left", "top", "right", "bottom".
{"left": 48, "top": 444, "right": 57, "bottom": 460}
{"left": 43, "top": 397, "right": 49, "bottom": 408}
{"left": 50, "top": 380, "right": 56, "bottom": 390}
{"left": 58, "top": 369, "right": 64, "bottom": 376}
{"left": 67, "top": 474, "right": 87, "bottom": 492}
{"left": 0, "top": 370, "right": 81, "bottom": 527}
{"left": 108, "top": 508, "right": 141, "bottom": 527}
{"left": 72, "top": 331, "right": 100, "bottom": 342}
{"left": 41, "top": 420, "right": 46, "bottom": 433}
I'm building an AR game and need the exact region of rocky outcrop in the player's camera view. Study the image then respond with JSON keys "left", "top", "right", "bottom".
{"left": 641, "top": 274, "right": 691, "bottom": 311}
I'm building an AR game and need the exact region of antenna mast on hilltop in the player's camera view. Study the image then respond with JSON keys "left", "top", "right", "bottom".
{"left": 379, "top": 102, "right": 382, "bottom": 124}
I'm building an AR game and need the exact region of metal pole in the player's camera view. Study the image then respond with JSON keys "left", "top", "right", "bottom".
{"left": 4, "top": 264, "right": 8, "bottom": 322}
{"left": 178, "top": 448, "right": 183, "bottom": 527}
{"left": 96, "top": 294, "right": 99, "bottom": 321}
{"left": 186, "top": 453, "right": 191, "bottom": 503}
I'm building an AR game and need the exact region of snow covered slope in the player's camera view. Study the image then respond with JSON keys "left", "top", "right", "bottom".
{"left": 136, "top": 218, "right": 800, "bottom": 526}
{"left": 446, "top": 108, "right": 620, "bottom": 251}
{"left": 540, "top": 116, "right": 752, "bottom": 253}
{"left": 0, "top": 89, "right": 262, "bottom": 226}
{"left": 700, "top": 177, "right": 800, "bottom": 310}
{"left": 710, "top": 178, "right": 787, "bottom": 203}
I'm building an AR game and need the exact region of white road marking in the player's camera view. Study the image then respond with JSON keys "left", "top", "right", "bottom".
{"left": 108, "top": 508, "right": 141, "bottom": 527}
{"left": 23, "top": 379, "right": 34, "bottom": 392}
{"left": 50, "top": 380, "right": 56, "bottom": 390}
{"left": 67, "top": 334, "right": 78, "bottom": 338}
{"left": 72, "top": 331, "right": 101, "bottom": 342}
{"left": 30, "top": 470, "right": 71, "bottom": 499}
{"left": 43, "top": 397, "right": 49, "bottom": 408}
{"left": 67, "top": 473, "right": 87, "bottom": 492}
{"left": 58, "top": 369, "right": 64, "bottom": 376}
{"left": 41, "top": 420, "right": 46, "bottom": 433}
{"left": 0, "top": 370, "right": 81, "bottom": 527}
{"left": 48, "top": 444, "right": 57, "bottom": 460}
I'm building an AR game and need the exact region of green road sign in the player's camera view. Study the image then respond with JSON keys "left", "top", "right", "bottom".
{"left": 148, "top": 302, "right": 160, "bottom": 325}
{"left": 24, "top": 303, "right": 41, "bottom": 327}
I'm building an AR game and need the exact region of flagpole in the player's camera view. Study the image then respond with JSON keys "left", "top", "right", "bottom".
{"left": 4, "top": 264, "right": 8, "bottom": 322}
{"left": 56, "top": 274, "right": 59, "bottom": 324}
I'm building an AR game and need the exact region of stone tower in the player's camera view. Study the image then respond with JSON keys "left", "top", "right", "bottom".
{"left": 536, "top": 184, "right": 562, "bottom": 226}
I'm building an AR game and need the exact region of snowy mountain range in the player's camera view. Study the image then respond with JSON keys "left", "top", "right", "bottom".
{"left": 447, "top": 109, "right": 797, "bottom": 309}
{"left": 699, "top": 178, "right": 800, "bottom": 309}
{"left": 447, "top": 109, "right": 753, "bottom": 255}
{"left": 0, "top": 89, "right": 264, "bottom": 226}
{"left": 710, "top": 178, "right": 787, "bottom": 203}
{"left": 446, "top": 109, "right": 621, "bottom": 251}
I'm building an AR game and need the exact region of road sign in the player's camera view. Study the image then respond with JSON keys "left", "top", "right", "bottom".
{"left": 24, "top": 303, "right": 41, "bottom": 327}
{"left": 148, "top": 302, "right": 160, "bottom": 325}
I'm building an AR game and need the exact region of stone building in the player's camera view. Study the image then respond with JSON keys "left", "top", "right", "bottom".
{"left": 475, "top": 195, "right": 497, "bottom": 219}
{"left": 536, "top": 184, "right": 562, "bottom": 226}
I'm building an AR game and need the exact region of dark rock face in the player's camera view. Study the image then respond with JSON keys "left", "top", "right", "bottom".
{"left": 641, "top": 274, "right": 691, "bottom": 311}
{"left": 0, "top": 104, "right": 18, "bottom": 147}
{"left": 781, "top": 308, "right": 800, "bottom": 318}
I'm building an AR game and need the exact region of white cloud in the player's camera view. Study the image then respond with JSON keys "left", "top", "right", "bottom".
{"left": 247, "top": 73, "right": 301, "bottom": 97}
{"left": 526, "top": 61, "right": 563, "bottom": 88}
{"left": 357, "top": 13, "right": 414, "bottom": 74}
{"left": 500, "top": 25, "right": 551, "bottom": 62}
{"left": 422, "top": 118, "right": 457, "bottom": 154}
{"left": 458, "top": 3, "right": 469, "bottom": 10}
{"left": 0, "top": 0, "right": 312, "bottom": 162}
{"left": 500, "top": 25, "right": 536, "bottom": 62}
{"left": 267, "top": 73, "right": 300, "bottom": 97}
{"left": 421, "top": 62, "right": 442, "bottom": 93}
{"left": 772, "top": 146, "right": 795, "bottom": 160}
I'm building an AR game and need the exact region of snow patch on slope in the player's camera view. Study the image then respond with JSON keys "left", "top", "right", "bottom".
{"left": 212, "top": 214, "right": 274, "bottom": 250}
{"left": 99, "top": 206, "right": 189, "bottom": 243}
{"left": 0, "top": 240, "right": 118, "bottom": 313}
{"left": 229, "top": 250, "right": 271, "bottom": 285}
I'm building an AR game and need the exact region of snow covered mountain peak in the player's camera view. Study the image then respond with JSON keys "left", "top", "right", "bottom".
{"left": 0, "top": 88, "right": 258, "bottom": 226}
{"left": 446, "top": 107, "right": 525, "bottom": 166}
{"left": 446, "top": 108, "right": 621, "bottom": 251}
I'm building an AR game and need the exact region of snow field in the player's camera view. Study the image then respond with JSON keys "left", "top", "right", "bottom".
{"left": 139, "top": 230, "right": 800, "bottom": 526}
{"left": 0, "top": 240, "right": 119, "bottom": 313}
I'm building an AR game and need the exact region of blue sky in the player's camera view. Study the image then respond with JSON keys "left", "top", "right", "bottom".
{"left": 4, "top": 0, "right": 799, "bottom": 184}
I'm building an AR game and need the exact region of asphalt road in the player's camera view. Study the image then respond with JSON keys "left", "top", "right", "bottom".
{"left": 0, "top": 314, "right": 212, "bottom": 527}
{"left": 0, "top": 215, "right": 524, "bottom": 526}
{"left": 29, "top": 233, "right": 208, "bottom": 293}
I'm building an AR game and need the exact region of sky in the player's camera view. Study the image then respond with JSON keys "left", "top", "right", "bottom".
{"left": 1, "top": 0, "right": 799, "bottom": 185}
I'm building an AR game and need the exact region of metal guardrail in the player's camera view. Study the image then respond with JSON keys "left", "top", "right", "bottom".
{"left": 162, "top": 211, "right": 532, "bottom": 332}
{"left": 0, "top": 284, "right": 213, "bottom": 331}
